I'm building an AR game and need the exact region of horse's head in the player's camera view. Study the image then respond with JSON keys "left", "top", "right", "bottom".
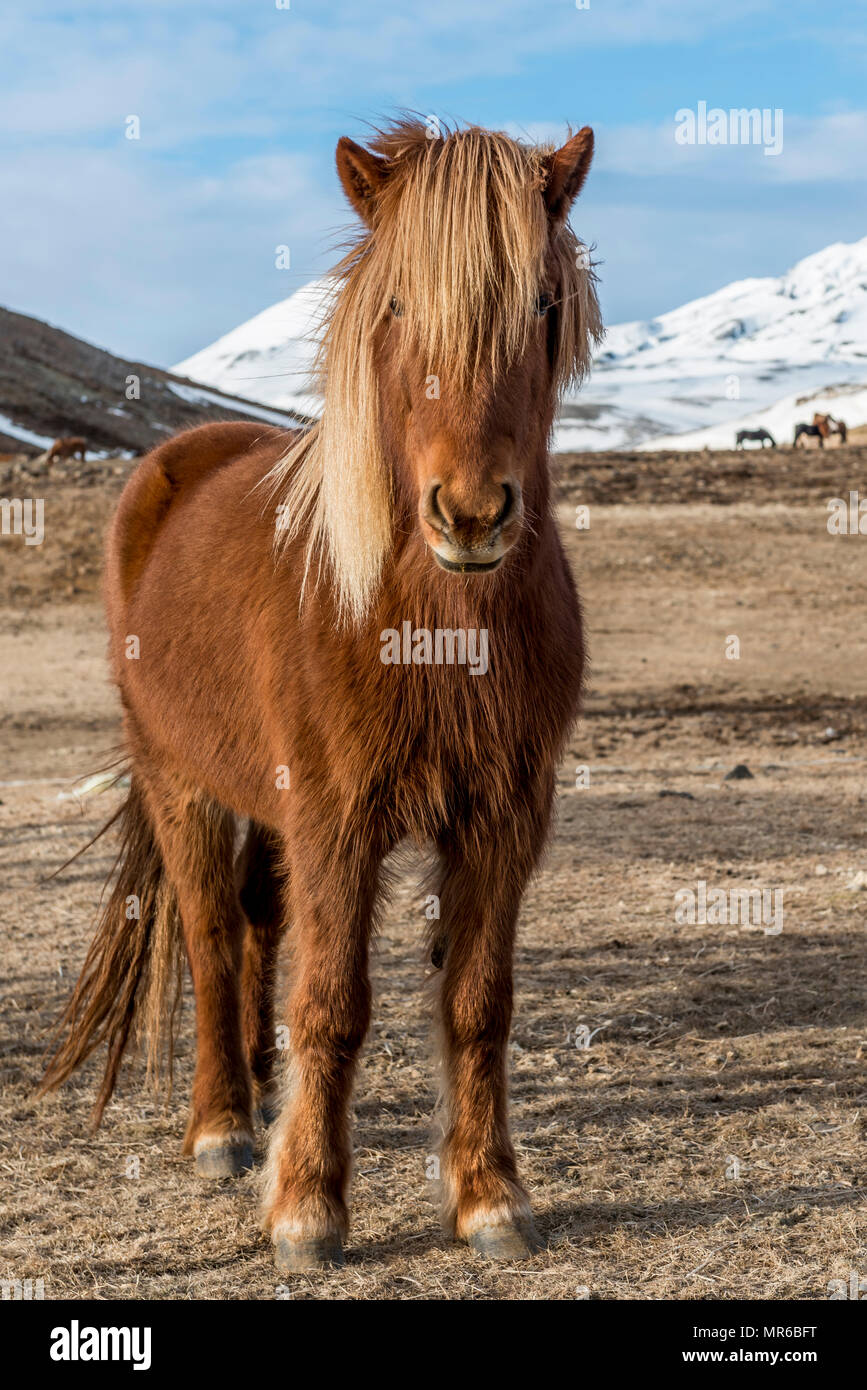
{"left": 336, "top": 122, "right": 600, "bottom": 578}
{"left": 273, "top": 120, "right": 602, "bottom": 621}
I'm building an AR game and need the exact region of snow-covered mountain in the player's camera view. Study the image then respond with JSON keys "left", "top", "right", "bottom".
{"left": 174, "top": 237, "right": 867, "bottom": 451}
{"left": 174, "top": 279, "right": 328, "bottom": 421}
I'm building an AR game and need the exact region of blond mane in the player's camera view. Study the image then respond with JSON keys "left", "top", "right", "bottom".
{"left": 268, "top": 119, "right": 603, "bottom": 623}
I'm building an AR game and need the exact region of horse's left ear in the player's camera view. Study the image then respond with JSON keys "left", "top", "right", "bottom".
{"left": 542, "top": 127, "right": 594, "bottom": 227}
{"left": 336, "top": 137, "right": 389, "bottom": 226}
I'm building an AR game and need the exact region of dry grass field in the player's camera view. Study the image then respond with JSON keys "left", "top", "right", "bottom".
{"left": 1, "top": 445, "right": 866, "bottom": 1300}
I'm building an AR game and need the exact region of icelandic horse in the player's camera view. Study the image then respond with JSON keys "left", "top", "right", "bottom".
{"left": 794, "top": 421, "right": 825, "bottom": 447}
{"left": 45, "top": 437, "right": 88, "bottom": 463}
{"left": 40, "top": 119, "right": 602, "bottom": 1271}
{"left": 735, "top": 428, "right": 775, "bottom": 448}
{"left": 797, "top": 412, "right": 848, "bottom": 448}
{"left": 815, "top": 412, "right": 847, "bottom": 445}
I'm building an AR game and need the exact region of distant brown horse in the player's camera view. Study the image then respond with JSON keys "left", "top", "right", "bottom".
{"left": 816, "top": 412, "right": 848, "bottom": 444}
{"left": 45, "top": 436, "right": 87, "bottom": 463}
{"left": 41, "top": 120, "right": 602, "bottom": 1271}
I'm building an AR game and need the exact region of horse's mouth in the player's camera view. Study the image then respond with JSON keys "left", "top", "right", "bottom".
{"left": 433, "top": 552, "right": 503, "bottom": 574}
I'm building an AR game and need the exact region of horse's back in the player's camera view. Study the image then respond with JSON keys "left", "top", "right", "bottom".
{"left": 106, "top": 421, "right": 292, "bottom": 615}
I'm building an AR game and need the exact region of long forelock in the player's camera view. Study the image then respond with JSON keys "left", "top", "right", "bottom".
{"left": 267, "top": 120, "right": 603, "bottom": 626}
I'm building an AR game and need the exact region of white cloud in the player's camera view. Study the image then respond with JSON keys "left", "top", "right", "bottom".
{"left": 2, "top": 2, "right": 864, "bottom": 365}
{"left": 0, "top": 2, "right": 810, "bottom": 145}
{"left": 0, "top": 143, "right": 342, "bottom": 363}
{"left": 583, "top": 109, "right": 867, "bottom": 184}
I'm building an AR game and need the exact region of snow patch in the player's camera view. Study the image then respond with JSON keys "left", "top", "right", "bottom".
{"left": 0, "top": 413, "right": 55, "bottom": 449}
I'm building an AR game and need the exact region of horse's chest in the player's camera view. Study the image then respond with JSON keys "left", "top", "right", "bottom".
{"left": 364, "top": 653, "right": 549, "bottom": 828}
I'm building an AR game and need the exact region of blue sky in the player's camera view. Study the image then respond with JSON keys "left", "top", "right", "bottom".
{"left": 2, "top": 0, "right": 866, "bottom": 365}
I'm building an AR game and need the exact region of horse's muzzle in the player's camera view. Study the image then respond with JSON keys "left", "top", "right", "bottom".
{"left": 421, "top": 476, "right": 521, "bottom": 575}
{"left": 432, "top": 550, "right": 504, "bottom": 574}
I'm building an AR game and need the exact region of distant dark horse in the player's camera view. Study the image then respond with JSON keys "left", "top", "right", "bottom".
{"left": 735, "top": 428, "right": 775, "bottom": 448}
{"left": 793, "top": 422, "right": 824, "bottom": 448}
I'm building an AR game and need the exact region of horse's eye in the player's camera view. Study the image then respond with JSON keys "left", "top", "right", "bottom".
{"left": 535, "top": 292, "right": 553, "bottom": 316}
{"left": 389, "top": 296, "right": 403, "bottom": 317}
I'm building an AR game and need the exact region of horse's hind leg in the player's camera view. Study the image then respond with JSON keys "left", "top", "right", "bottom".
{"left": 236, "top": 822, "right": 286, "bottom": 1126}
{"left": 143, "top": 773, "right": 253, "bottom": 1177}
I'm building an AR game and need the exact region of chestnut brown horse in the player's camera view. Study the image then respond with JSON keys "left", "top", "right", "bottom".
{"left": 41, "top": 119, "right": 602, "bottom": 1271}
{"left": 45, "top": 436, "right": 88, "bottom": 463}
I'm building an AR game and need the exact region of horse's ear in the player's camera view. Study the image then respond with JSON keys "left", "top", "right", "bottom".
{"left": 542, "top": 127, "right": 594, "bottom": 228}
{"left": 336, "top": 137, "right": 389, "bottom": 225}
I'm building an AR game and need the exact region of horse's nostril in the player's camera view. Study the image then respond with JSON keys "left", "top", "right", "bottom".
{"left": 424, "top": 482, "right": 448, "bottom": 532}
{"left": 496, "top": 484, "right": 514, "bottom": 528}
{"left": 423, "top": 478, "right": 520, "bottom": 540}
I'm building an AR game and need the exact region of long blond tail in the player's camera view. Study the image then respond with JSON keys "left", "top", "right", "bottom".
{"left": 40, "top": 777, "right": 184, "bottom": 1127}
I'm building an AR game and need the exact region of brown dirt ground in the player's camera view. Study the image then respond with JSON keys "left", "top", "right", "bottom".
{"left": 1, "top": 446, "right": 866, "bottom": 1301}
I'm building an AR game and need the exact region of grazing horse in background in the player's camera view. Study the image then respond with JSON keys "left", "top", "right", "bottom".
{"left": 45, "top": 436, "right": 87, "bottom": 463}
{"left": 794, "top": 422, "right": 825, "bottom": 448}
{"left": 40, "top": 120, "right": 603, "bottom": 1271}
{"left": 735, "top": 428, "right": 776, "bottom": 448}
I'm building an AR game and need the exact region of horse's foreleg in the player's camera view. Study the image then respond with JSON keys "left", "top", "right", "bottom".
{"left": 435, "top": 831, "right": 542, "bottom": 1260}
{"left": 263, "top": 828, "right": 380, "bottom": 1271}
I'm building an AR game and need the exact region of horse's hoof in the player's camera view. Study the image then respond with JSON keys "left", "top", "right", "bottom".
{"left": 274, "top": 1235, "right": 345, "bottom": 1273}
{"left": 195, "top": 1140, "right": 254, "bottom": 1179}
{"left": 468, "top": 1221, "right": 543, "bottom": 1261}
